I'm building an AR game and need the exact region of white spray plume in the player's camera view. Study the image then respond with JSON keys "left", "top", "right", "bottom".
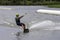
{"left": 29, "top": 20, "right": 55, "bottom": 30}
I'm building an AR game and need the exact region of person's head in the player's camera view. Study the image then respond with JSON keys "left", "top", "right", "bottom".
{"left": 16, "top": 13, "right": 19, "bottom": 17}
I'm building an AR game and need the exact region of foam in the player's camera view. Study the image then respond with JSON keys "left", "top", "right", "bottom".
{"left": 29, "top": 20, "right": 55, "bottom": 30}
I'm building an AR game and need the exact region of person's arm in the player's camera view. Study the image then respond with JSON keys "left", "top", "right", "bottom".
{"left": 19, "top": 15, "right": 24, "bottom": 19}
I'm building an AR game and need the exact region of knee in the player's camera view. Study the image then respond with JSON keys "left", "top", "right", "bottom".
{"left": 23, "top": 23, "right": 25, "bottom": 26}
{"left": 21, "top": 23, "right": 25, "bottom": 26}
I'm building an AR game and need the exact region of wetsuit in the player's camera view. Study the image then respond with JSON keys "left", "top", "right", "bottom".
{"left": 15, "top": 16, "right": 25, "bottom": 27}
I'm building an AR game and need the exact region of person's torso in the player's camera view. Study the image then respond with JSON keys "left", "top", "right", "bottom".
{"left": 15, "top": 17, "right": 20, "bottom": 23}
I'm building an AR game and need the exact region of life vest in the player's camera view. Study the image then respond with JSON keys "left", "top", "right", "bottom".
{"left": 15, "top": 17, "right": 20, "bottom": 24}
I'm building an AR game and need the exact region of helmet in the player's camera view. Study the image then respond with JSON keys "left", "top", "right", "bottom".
{"left": 16, "top": 13, "right": 19, "bottom": 17}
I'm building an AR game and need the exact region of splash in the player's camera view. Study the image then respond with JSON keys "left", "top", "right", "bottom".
{"left": 29, "top": 20, "right": 55, "bottom": 30}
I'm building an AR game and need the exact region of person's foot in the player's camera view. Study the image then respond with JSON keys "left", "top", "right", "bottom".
{"left": 23, "top": 29, "right": 29, "bottom": 33}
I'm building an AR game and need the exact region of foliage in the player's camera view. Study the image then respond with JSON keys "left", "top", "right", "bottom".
{"left": 0, "top": 0, "right": 60, "bottom": 5}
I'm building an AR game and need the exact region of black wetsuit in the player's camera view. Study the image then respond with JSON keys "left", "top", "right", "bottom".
{"left": 15, "top": 17, "right": 25, "bottom": 26}
{"left": 15, "top": 16, "right": 29, "bottom": 33}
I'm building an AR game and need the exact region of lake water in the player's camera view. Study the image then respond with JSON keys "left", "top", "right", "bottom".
{"left": 0, "top": 6, "right": 60, "bottom": 40}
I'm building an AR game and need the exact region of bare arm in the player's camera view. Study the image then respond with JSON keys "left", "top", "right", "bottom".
{"left": 19, "top": 15, "right": 24, "bottom": 19}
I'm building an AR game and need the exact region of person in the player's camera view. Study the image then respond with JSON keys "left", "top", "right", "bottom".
{"left": 15, "top": 13, "right": 26, "bottom": 32}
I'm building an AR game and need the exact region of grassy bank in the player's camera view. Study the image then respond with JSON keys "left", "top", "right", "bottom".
{"left": 0, "top": 0, "right": 60, "bottom": 8}
{"left": 47, "top": 5, "right": 60, "bottom": 8}
{"left": 39, "top": 1, "right": 60, "bottom": 8}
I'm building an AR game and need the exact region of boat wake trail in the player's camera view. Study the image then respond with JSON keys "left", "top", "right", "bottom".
{"left": 29, "top": 20, "right": 60, "bottom": 30}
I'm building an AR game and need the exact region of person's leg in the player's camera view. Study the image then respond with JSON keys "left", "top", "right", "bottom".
{"left": 20, "top": 23, "right": 29, "bottom": 33}
{"left": 20, "top": 23, "right": 26, "bottom": 30}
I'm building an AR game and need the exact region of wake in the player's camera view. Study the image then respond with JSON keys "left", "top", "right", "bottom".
{"left": 29, "top": 20, "right": 60, "bottom": 30}
{"left": 1, "top": 19, "right": 60, "bottom": 31}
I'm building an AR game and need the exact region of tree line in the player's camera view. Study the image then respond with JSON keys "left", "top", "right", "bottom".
{"left": 0, "top": 0, "right": 60, "bottom": 5}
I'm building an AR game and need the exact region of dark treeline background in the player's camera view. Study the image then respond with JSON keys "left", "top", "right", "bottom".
{"left": 0, "top": 0, "right": 60, "bottom": 5}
